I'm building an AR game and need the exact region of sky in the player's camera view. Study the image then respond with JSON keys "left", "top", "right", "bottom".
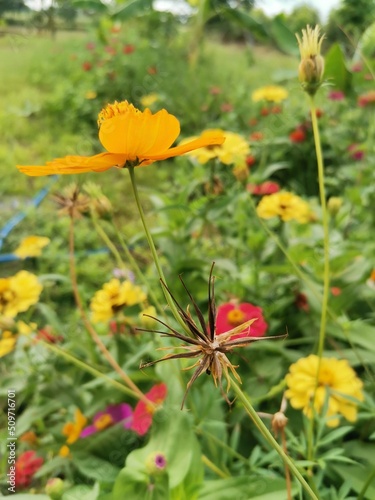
{"left": 24, "top": 0, "right": 342, "bottom": 22}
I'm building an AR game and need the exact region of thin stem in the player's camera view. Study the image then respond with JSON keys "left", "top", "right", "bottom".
{"left": 280, "top": 427, "right": 292, "bottom": 500}
{"left": 201, "top": 454, "right": 229, "bottom": 479}
{"left": 128, "top": 167, "right": 190, "bottom": 334}
{"left": 37, "top": 340, "right": 138, "bottom": 399}
{"left": 230, "top": 378, "right": 318, "bottom": 500}
{"left": 111, "top": 218, "right": 166, "bottom": 317}
{"left": 91, "top": 212, "right": 125, "bottom": 270}
{"left": 68, "top": 217, "right": 153, "bottom": 408}
{"left": 195, "top": 427, "right": 248, "bottom": 464}
{"left": 310, "top": 97, "right": 330, "bottom": 361}
{"left": 357, "top": 465, "right": 375, "bottom": 500}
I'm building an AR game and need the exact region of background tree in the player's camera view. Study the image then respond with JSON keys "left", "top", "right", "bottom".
{"left": 325, "top": 0, "right": 375, "bottom": 56}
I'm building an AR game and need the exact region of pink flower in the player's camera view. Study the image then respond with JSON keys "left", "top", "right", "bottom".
{"left": 351, "top": 62, "right": 362, "bottom": 72}
{"left": 86, "top": 42, "right": 95, "bottom": 51}
{"left": 131, "top": 384, "right": 167, "bottom": 436}
{"left": 15, "top": 451, "right": 44, "bottom": 488}
{"left": 328, "top": 90, "right": 345, "bottom": 101}
{"left": 81, "top": 404, "right": 132, "bottom": 438}
{"left": 348, "top": 144, "right": 365, "bottom": 161}
{"left": 247, "top": 181, "right": 280, "bottom": 196}
{"left": 215, "top": 302, "right": 268, "bottom": 340}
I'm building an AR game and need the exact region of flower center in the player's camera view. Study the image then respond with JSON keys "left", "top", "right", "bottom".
{"left": 227, "top": 309, "right": 246, "bottom": 326}
{"left": 94, "top": 413, "right": 114, "bottom": 430}
{"left": 97, "top": 100, "right": 141, "bottom": 127}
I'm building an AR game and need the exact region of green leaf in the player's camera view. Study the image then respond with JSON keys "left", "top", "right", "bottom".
{"left": 324, "top": 43, "right": 352, "bottom": 92}
{"left": 62, "top": 483, "right": 100, "bottom": 500}
{"left": 332, "top": 464, "right": 375, "bottom": 499}
{"left": 16, "top": 400, "right": 61, "bottom": 436}
{"left": 270, "top": 15, "right": 300, "bottom": 57}
{"left": 198, "top": 476, "right": 297, "bottom": 499}
{"left": 112, "top": 0, "right": 153, "bottom": 20}
{"left": 7, "top": 496, "right": 49, "bottom": 500}
{"left": 221, "top": 8, "right": 268, "bottom": 38}
{"left": 72, "top": 0, "right": 109, "bottom": 12}
{"left": 72, "top": 453, "right": 121, "bottom": 483}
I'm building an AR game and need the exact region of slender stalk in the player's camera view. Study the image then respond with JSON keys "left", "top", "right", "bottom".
{"left": 111, "top": 218, "right": 166, "bottom": 316}
{"left": 280, "top": 427, "right": 292, "bottom": 500}
{"left": 37, "top": 340, "right": 138, "bottom": 399}
{"left": 128, "top": 167, "right": 190, "bottom": 334}
{"left": 309, "top": 97, "right": 330, "bottom": 361}
{"left": 68, "top": 217, "right": 153, "bottom": 408}
{"left": 201, "top": 454, "right": 229, "bottom": 479}
{"left": 230, "top": 378, "right": 318, "bottom": 500}
{"left": 91, "top": 212, "right": 125, "bottom": 270}
{"left": 357, "top": 465, "right": 375, "bottom": 500}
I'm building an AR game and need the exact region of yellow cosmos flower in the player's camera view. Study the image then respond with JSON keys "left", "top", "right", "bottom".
{"left": 285, "top": 355, "right": 364, "bottom": 427}
{"left": 17, "top": 100, "right": 225, "bottom": 176}
{"left": 182, "top": 129, "right": 249, "bottom": 165}
{"left": 296, "top": 25, "right": 325, "bottom": 93}
{"left": 139, "top": 305, "right": 157, "bottom": 328}
{"left": 256, "top": 191, "right": 311, "bottom": 223}
{"left": 251, "top": 85, "right": 288, "bottom": 103}
{"left": 140, "top": 93, "right": 160, "bottom": 108}
{"left": 13, "top": 235, "right": 50, "bottom": 259}
{"left": 90, "top": 278, "right": 147, "bottom": 323}
{"left": 0, "top": 331, "right": 17, "bottom": 358}
{"left": 0, "top": 271, "right": 43, "bottom": 318}
{"left": 62, "top": 409, "right": 87, "bottom": 444}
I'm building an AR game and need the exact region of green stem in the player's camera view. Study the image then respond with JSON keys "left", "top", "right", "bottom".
{"left": 128, "top": 166, "right": 190, "bottom": 334}
{"left": 111, "top": 218, "right": 166, "bottom": 317}
{"left": 201, "top": 454, "right": 229, "bottom": 479}
{"left": 357, "top": 465, "right": 375, "bottom": 500}
{"left": 230, "top": 378, "right": 318, "bottom": 500}
{"left": 91, "top": 213, "right": 125, "bottom": 270}
{"left": 310, "top": 97, "right": 330, "bottom": 360}
{"left": 38, "top": 340, "right": 138, "bottom": 400}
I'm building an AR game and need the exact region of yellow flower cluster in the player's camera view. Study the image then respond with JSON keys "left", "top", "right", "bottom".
{"left": 251, "top": 85, "right": 288, "bottom": 103}
{"left": 90, "top": 279, "right": 147, "bottom": 323}
{"left": 285, "top": 355, "right": 364, "bottom": 427}
{"left": 14, "top": 235, "right": 50, "bottom": 259}
{"left": 0, "top": 321, "right": 37, "bottom": 358}
{"left": 0, "top": 271, "right": 43, "bottom": 318}
{"left": 256, "top": 191, "right": 311, "bottom": 223}
{"left": 182, "top": 129, "right": 249, "bottom": 165}
{"left": 59, "top": 408, "right": 87, "bottom": 458}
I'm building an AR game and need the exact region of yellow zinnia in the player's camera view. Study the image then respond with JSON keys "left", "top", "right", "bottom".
{"left": 256, "top": 191, "right": 310, "bottom": 223}
{"left": 285, "top": 355, "right": 364, "bottom": 427}
{"left": 90, "top": 278, "right": 147, "bottom": 323}
{"left": 251, "top": 85, "right": 288, "bottom": 103}
{"left": 182, "top": 129, "right": 249, "bottom": 165}
{"left": 14, "top": 235, "right": 50, "bottom": 259}
{"left": 0, "top": 271, "right": 42, "bottom": 318}
{"left": 62, "top": 409, "right": 87, "bottom": 444}
{"left": 17, "top": 101, "right": 225, "bottom": 176}
{"left": 0, "top": 331, "right": 17, "bottom": 358}
{"left": 296, "top": 25, "right": 325, "bottom": 93}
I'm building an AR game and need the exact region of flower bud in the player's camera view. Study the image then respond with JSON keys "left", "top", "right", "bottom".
{"left": 145, "top": 451, "right": 167, "bottom": 475}
{"left": 45, "top": 478, "right": 65, "bottom": 499}
{"left": 327, "top": 197, "right": 343, "bottom": 216}
{"left": 296, "top": 25, "right": 325, "bottom": 95}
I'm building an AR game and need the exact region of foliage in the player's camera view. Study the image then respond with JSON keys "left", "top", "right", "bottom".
{"left": 0, "top": 11, "right": 375, "bottom": 500}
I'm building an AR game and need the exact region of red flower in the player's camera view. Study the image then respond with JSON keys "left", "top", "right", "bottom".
{"left": 220, "top": 102, "right": 233, "bottom": 112}
{"left": 147, "top": 65, "right": 157, "bottom": 75}
{"left": 104, "top": 46, "right": 116, "bottom": 55}
{"left": 328, "top": 90, "right": 345, "bottom": 101}
{"left": 271, "top": 105, "right": 282, "bottom": 114}
{"left": 289, "top": 128, "right": 306, "bottom": 143}
{"left": 36, "top": 327, "right": 63, "bottom": 343}
{"left": 215, "top": 302, "right": 268, "bottom": 340}
{"left": 82, "top": 61, "right": 92, "bottom": 71}
{"left": 250, "top": 131, "right": 264, "bottom": 141}
{"left": 330, "top": 287, "right": 342, "bottom": 296}
{"left": 123, "top": 44, "right": 135, "bottom": 54}
{"left": 315, "top": 108, "right": 324, "bottom": 118}
{"left": 15, "top": 451, "right": 43, "bottom": 488}
{"left": 260, "top": 107, "right": 270, "bottom": 116}
{"left": 209, "top": 86, "right": 222, "bottom": 95}
{"left": 131, "top": 383, "right": 167, "bottom": 436}
{"left": 245, "top": 155, "right": 256, "bottom": 167}
{"left": 351, "top": 62, "right": 362, "bottom": 72}
{"left": 86, "top": 42, "right": 95, "bottom": 51}
{"left": 247, "top": 181, "right": 280, "bottom": 195}
{"left": 295, "top": 292, "right": 309, "bottom": 312}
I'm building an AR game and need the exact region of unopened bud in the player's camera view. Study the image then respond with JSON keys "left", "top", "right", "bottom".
{"left": 296, "top": 25, "right": 325, "bottom": 95}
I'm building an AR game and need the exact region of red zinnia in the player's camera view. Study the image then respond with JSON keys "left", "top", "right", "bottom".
{"left": 131, "top": 383, "right": 167, "bottom": 436}
{"left": 216, "top": 302, "right": 268, "bottom": 340}
{"left": 123, "top": 44, "right": 135, "bottom": 54}
{"left": 15, "top": 451, "right": 44, "bottom": 488}
{"left": 289, "top": 128, "right": 306, "bottom": 143}
{"left": 82, "top": 61, "right": 92, "bottom": 71}
{"left": 247, "top": 181, "right": 280, "bottom": 196}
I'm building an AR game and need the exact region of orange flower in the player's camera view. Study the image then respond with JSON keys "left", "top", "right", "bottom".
{"left": 17, "top": 101, "right": 225, "bottom": 177}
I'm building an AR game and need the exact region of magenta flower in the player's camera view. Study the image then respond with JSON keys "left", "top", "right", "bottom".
{"left": 328, "top": 90, "right": 345, "bottom": 101}
{"left": 216, "top": 302, "right": 268, "bottom": 340}
{"left": 348, "top": 144, "right": 365, "bottom": 161}
{"left": 131, "top": 384, "right": 167, "bottom": 436}
{"left": 80, "top": 404, "right": 132, "bottom": 437}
